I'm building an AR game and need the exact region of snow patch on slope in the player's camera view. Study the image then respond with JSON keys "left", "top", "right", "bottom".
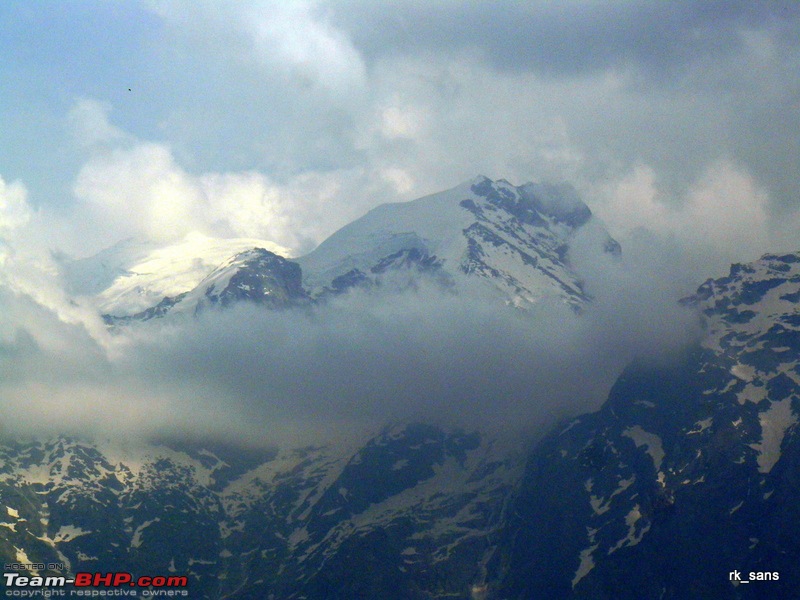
{"left": 750, "top": 397, "right": 797, "bottom": 473}
{"left": 622, "top": 426, "right": 665, "bottom": 471}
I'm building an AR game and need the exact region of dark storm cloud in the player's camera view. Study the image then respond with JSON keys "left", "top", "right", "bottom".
{"left": 329, "top": 1, "right": 797, "bottom": 77}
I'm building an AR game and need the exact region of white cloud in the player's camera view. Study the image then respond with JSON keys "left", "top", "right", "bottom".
{"left": 0, "top": 175, "right": 32, "bottom": 238}
{"left": 596, "top": 160, "right": 773, "bottom": 269}
{"left": 0, "top": 174, "right": 109, "bottom": 352}
{"left": 353, "top": 54, "right": 602, "bottom": 198}
{"left": 73, "top": 143, "right": 204, "bottom": 248}
{"left": 379, "top": 103, "right": 428, "bottom": 140}
{"left": 67, "top": 99, "right": 129, "bottom": 148}
{"left": 200, "top": 171, "right": 291, "bottom": 240}
{"left": 67, "top": 110, "right": 386, "bottom": 256}
{"left": 246, "top": 1, "right": 367, "bottom": 96}
{"left": 684, "top": 161, "right": 771, "bottom": 256}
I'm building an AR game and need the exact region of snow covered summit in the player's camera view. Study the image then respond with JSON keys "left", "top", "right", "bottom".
{"left": 62, "top": 232, "right": 291, "bottom": 317}
{"left": 298, "top": 175, "right": 619, "bottom": 310}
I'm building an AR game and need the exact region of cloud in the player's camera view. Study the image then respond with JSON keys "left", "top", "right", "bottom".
{"left": 67, "top": 99, "right": 130, "bottom": 148}
{"left": 95, "top": 1, "right": 797, "bottom": 266}
{"left": 0, "top": 2, "right": 797, "bottom": 447}
{"left": 67, "top": 122, "right": 405, "bottom": 256}
{"left": 72, "top": 143, "right": 203, "bottom": 248}
{"left": 0, "top": 218, "right": 700, "bottom": 446}
{"left": 331, "top": 1, "right": 795, "bottom": 80}
{"left": 594, "top": 160, "right": 775, "bottom": 272}
{"left": 148, "top": 0, "right": 366, "bottom": 95}
{"left": 136, "top": 0, "right": 370, "bottom": 177}
{"left": 0, "top": 175, "right": 111, "bottom": 354}
{"left": 245, "top": 1, "right": 367, "bottom": 96}
{"left": 5, "top": 2, "right": 800, "bottom": 241}
{"left": 0, "top": 175, "right": 32, "bottom": 243}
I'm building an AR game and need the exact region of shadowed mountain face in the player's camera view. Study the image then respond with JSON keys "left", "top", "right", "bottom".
{"left": 180, "top": 247, "right": 311, "bottom": 313}
{"left": 0, "top": 425, "right": 523, "bottom": 599}
{"left": 500, "top": 252, "right": 800, "bottom": 599}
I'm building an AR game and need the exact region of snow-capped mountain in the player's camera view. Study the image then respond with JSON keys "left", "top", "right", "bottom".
{"left": 176, "top": 248, "right": 309, "bottom": 313}
{"left": 61, "top": 232, "right": 291, "bottom": 317}
{"left": 297, "top": 175, "right": 619, "bottom": 310}
{"left": 63, "top": 176, "right": 619, "bottom": 322}
{"left": 107, "top": 248, "right": 311, "bottom": 322}
{"left": 0, "top": 425, "right": 523, "bottom": 599}
{"left": 500, "top": 252, "right": 800, "bottom": 599}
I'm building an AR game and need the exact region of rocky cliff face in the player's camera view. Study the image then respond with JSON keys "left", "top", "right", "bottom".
{"left": 174, "top": 247, "right": 311, "bottom": 314}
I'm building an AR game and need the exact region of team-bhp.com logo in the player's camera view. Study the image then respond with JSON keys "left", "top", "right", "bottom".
{"left": 4, "top": 571, "right": 189, "bottom": 597}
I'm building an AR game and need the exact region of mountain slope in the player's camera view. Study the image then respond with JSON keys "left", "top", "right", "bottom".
{"left": 500, "top": 252, "right": 800, "bottom": 599}
{"left": 0, "top": 425, "right": 523, "bottom": 599}
{"left": 7, "top": 245, "right": 800, "bottom": 598}
{"left": 167, "top": 248, "right": 311, "bottom": 316}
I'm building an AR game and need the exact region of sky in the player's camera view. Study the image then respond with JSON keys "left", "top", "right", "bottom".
{"left": 1, "top": 1, "right": 799, "bottom": 262}
{"left": 0, "top": 1, "right": 799, "bottom": 443}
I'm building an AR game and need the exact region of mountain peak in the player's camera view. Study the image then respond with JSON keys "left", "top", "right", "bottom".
{"left": 467, "top": 176, "right": 592, "bottom": 228}
{"left": 520, "top": 181, "right": 592, "bottom": 227}
{"left": 64, "top": 233, "right": 291, "bottom": 316}
{"left": 75, "top": 177, "right": 618, "bottom": 322}
{"left": 683, "top": 250, "right": 800, "bottom": 354}
{"left": 469, "top": 174, "right": 492, "bottom": 187}
{"left": 182, "top": 247, "right": 309, "bottom": 313}
{"left": 298, "top": 176, "right": 617, "bottom": 309}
